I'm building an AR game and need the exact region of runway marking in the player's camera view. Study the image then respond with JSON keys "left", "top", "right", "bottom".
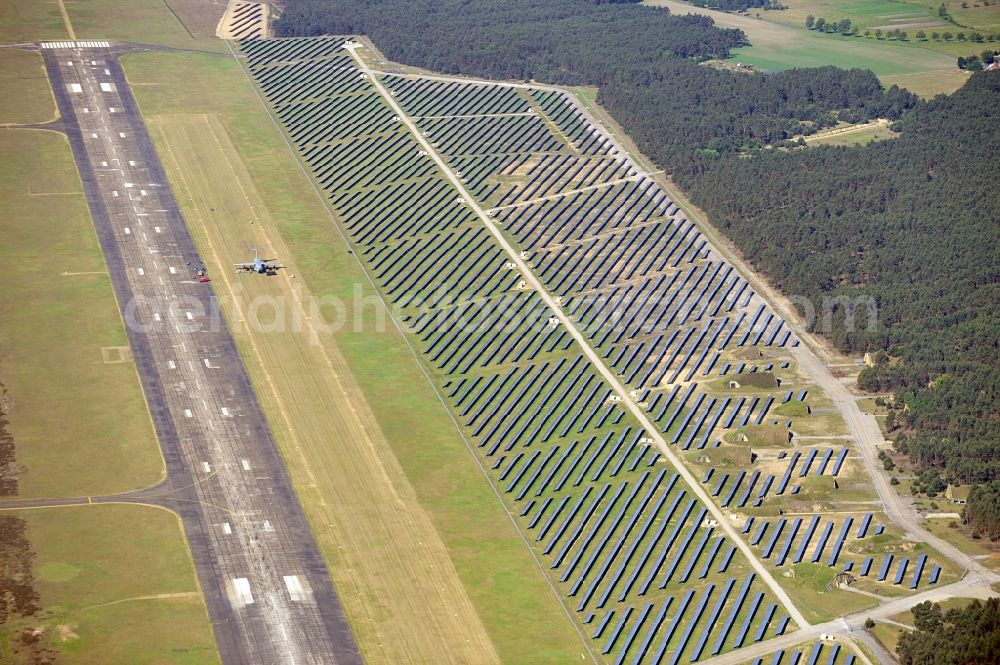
{"left": 283, "top": 575, "right": 307, "bottom": 602}
{"left": 137, "top": 267, "right": 144, "bottom": 275}
{"left": 153, "top": 312, "right": 161, "bottom": 322}
{"left": 241, "top": 459, "right": 251, "bottom": 471}
{"left": 223, "top": 522, "right": 232, "bottom": 534}
{"left": 184, "top": 409, "right": 193, "bottom": 418}
{"left": 167, "top": 360, "right": 176, "bottom": 369}
{"left": 221, "top": 407, "right": 231, "bottom": 417}
{"left": 202, "top": 461, "right": 211, "bottom": 472}
{"left": 232, "top": 578, "right": 254, "bottom": 606}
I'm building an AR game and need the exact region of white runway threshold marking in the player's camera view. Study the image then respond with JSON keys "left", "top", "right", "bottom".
{"left": 232, "top": 578, "right": 254, "bottom": 606}
{"left": 283, "top": 575, "right": 307, "bottom": 602}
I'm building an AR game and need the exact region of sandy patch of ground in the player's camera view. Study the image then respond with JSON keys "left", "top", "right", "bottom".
{"left": 216, "top": 1, "right": 267, "bottom": 39}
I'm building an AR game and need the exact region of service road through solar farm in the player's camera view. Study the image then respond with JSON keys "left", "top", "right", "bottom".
{"left": 3, "top": 25, "right": 995, "bottom": 665}
{"left": 218, "top": 35, "right": 996, "bottom": 663}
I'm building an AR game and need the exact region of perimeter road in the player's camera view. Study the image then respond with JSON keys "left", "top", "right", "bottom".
{"left": 793, "top": 346, "right": 999, "bottom": 584}
{"left": 345, "top": 41, "right": 810, "bottom": 630}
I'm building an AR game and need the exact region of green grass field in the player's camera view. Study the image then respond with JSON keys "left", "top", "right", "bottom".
{"left": 776, "top": 561, "right": 878, "bottom": 623}
{"left": 0, "top": 505, "right": 219, "bottom": 665}
{"left": 805, "top": 122, "right": 899, "bottom": 146}
{"left": 0, "top": 0, "right": 67, "bottom": 44}
{"left": 0, "top": 49, "right": 57, "bottom": 125}
{"left": 64, "top": 0, "right": 225, "bottom": 52}
{"left": 122, "top": 49, "right": 589, "bottom": 663}
{"left": 648, "top": 0, "right": 970, "bottom": 96}
{"left": 0, "top": 129, "right": 163, "bottom": 498}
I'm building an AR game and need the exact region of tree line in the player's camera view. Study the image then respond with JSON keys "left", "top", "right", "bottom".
{"left": 274, "top": 0, "right": 999, "bottom": 537}
{"left": 896, "top": 598, "right": 1000, "bottom": 664}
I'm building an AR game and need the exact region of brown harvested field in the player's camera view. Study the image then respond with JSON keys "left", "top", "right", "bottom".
{"left": 881, "top": 69, "right": 973, "bottom": 99}
{"left": 150, "top": 112, "right": 503, "bottom": 664}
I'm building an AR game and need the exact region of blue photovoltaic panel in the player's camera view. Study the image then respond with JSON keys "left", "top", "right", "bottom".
{"left": 910, "top": 554, "right": 928, "bottom": 589}
{"left": 877, "top": 554, "right": 894, "bottom": 581}
{"left": 601, "top": 606, "right": 634, "bottom": 655}
{"left": 690, "top": 577, "right": 735, "bottom": 660}
{"left": 665, "top": 584, "right": 714, "bottom": 665}
{"left": 893, "top": 558, "right": 910, "bottom": 585}
{"left": 710, "top": 573, "right": 755, "bottom": 655}
{"left": 805, "top": 642, "right": 823, "bottom": 665}
{"left": 856, "top": 513, "right": 873, "bottom": 539}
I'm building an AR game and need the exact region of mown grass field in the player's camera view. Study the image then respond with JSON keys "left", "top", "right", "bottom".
{"left": 0, "top": 0, "right": 67, "bottom": 43}
{"left": 0, "top": 49, "right": 57, "bottom": 125}
{"left": 805, "top": 122, "right": 899, "bottom": 146}
{"left": 64, "top": 0, "right": 225, "bottom": 52}
{"left": 924, "top": 518, "right": 1000, "bottom": 571}
{"left": 123, "top": 49, "right": 589, "bottom": 664}
{"left": 0, "top": 129, "right": 163, "bottom": 498}
{"left": 0, "top": 504, "right": 219, "bottom": 665}
{"left": 647, "top": 0, "right": 969, "bottom": 96}
{"left": 775, "top": 561, "right": 878, "bottom": 623}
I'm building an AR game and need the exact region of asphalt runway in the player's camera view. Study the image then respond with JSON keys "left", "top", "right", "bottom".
{"left": 38, "top": 42, "right": 362, "bottom": 665}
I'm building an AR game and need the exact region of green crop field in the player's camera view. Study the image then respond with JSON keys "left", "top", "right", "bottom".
{"left": 0, "top": 504, "right": 219, "bottom": 665}
{"left": 0, "top": 129, "right": 163, "bottom": 499}
{"left": 647, "top": 0, "right": 970, "bottom": 96}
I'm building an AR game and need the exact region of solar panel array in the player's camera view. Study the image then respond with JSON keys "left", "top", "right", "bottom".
{"left": 235, "top": 36, "right": 924, "bottom": 660}
{"left": 752, "top": 641, "right": 858, "bottom": 665}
